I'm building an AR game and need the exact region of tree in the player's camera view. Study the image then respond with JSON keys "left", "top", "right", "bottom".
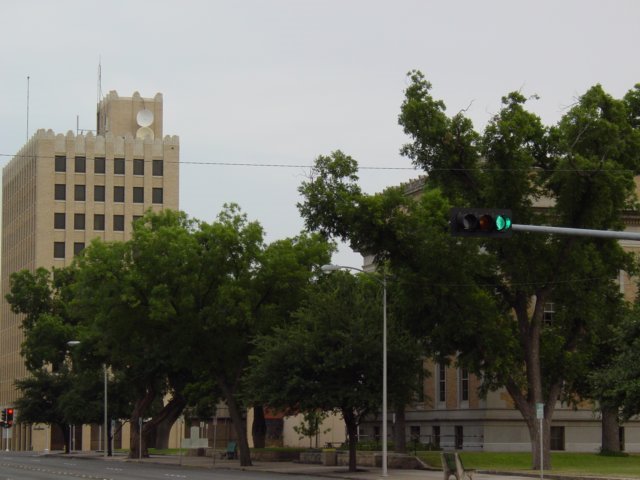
{"left": 188, "top": 205, "right": 333, "bottom": 466}
{"left": 293, "top": 410, "right": 331, "bottom": 448}
{"left": 14, "top": 370, "right": 73, "bottom": 452}
{"left": 6, "top": 266, "right": 85, "bottom": 454}
{"left": 246, "top": 271, "right": 422, "bottom": 472}
{"left": 298, "top": 73, "right": 640, "bottom": 468}
{"left": 71, "top": 210, "right": 201, "bottom": 459}
{"left": 399, "top": 74, "right": 640, "bottom": 468}
{"left": 590, "top": 303, "right": 640, "bottom": 425}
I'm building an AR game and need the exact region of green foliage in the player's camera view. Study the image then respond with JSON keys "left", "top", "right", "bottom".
{"left": 589, "top": 304, "right": 640, "bottom": 420}
{"left": 292, "top": 410, "right": 331, "bottom": 448}
{"left": 298, "top": 71, "right": 640, "bottom": 469}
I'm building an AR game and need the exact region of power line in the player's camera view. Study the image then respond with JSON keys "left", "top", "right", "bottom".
{"left": 0, "top": 153, "right": 635, "bottom": 174}
{"left": 0, "top": 153, "right": 416, "bottom": 171}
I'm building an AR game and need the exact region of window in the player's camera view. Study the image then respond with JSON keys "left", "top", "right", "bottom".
{"left": 54, "top": 242, "right": 65, "bottom": 259}
{"left": 113, "top": 215, "right": 125, "bottom": 231}
{"left": 94, "top": 157, "right": 106, "bottom": 174}
{"left": 73, "top": 242, "right": 85, "bottom": 255}
{"left": 94, "top": 214, "right": 105, "bottom": 231}
{"left": 114, "top": 158, "right": 125, "bottom": 175}
{"left": 152, "top": 187, "right": 163, "bottom": 204}
{"left": 55, "top": 155, "right": 66, "bottom": 172}
{"left": 432, "top": 426, "right": 440, "bottom": 449}
{"left": 114, "top": 186, "right": 125, "bottom": 202}
{"left": 133, "top": 215, "right": 143, "bottom": 224}
{"left": 133, "top": 187, "right": 144, "bottom": 203}
{"left": 410, "top": 426, "right": 421, "bottom": 444}
{"left": 74, "top": 184, "right": 86, "bottom": 201}
{"left": 152, "top": 159, "right": 163, "bottom": 176}
{"left": 74, "top": 213, "right": 85, "bottom": 230}
{"left": 460, "top": 369, "right": 469, "bottom": 402}
{"left": 438, "top": 362, "right": 446, "bottom": 403}
{"left": 94, "top": 185, "right": 105, "bottom": 202}
{"left": 54, "top": 213, "right": 65, "bottom": 229}
{"left": 55, "top": 184, "right": 66, "bottom": 201}
{"left": 455, "top": 426, "right": 463, "bottom": 450}
{"left": 133, "top": 159, "right": 144, "bottom": 175}
{"left": 550, "top": 426, "right": 565, "bottom": 451}
{"left": 75, "top": 156, "right": 86, "bottom": 173}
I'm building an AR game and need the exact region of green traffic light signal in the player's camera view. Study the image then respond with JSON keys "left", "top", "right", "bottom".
{"left": 450, "top": 208, "right": 513, "bottom": 238}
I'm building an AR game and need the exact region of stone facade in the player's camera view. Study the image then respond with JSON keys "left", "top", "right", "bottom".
{"left": 0, "top": 91, "right": 179, "bottom": 450}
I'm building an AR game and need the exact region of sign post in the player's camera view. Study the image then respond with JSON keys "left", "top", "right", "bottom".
{"left": 536, "top": 403, "right": 544, "bottom": 480}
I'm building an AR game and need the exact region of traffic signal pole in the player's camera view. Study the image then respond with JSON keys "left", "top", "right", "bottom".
{"left": 512, "top": 223, "right": 640, "bottom": 241}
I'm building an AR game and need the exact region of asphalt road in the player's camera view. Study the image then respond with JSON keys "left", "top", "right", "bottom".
{"left": 0, "top": 452, "right": 333, "bottom": 480}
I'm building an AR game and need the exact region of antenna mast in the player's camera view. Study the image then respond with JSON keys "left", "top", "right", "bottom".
{"left": 26, "top": 76, "right": 30, "bottom": 142}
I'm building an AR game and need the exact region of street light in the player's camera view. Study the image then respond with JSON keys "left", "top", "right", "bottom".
{"left": 321, "top": 264, "right": 389, "bottom": 477}
{"left": 67, "top": 341, "right": 108, "bottom": 458}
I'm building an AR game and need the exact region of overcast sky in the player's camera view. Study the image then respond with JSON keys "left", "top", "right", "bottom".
{"left": 2, "top": 0, "right": 639, "bottom": 266}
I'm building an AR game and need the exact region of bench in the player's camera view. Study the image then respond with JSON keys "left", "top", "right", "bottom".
{"left": 225, "top": 441, "right": 237, "bottom": 459}
{"left": 442, "top": 452, "right": 475, "bottom": 480}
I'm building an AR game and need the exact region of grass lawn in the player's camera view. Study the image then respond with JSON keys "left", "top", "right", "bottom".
{"left": 420, "top": 451, "right": 640, "bottom": 477}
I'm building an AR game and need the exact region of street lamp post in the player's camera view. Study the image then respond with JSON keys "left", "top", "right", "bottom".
{"left": 67, "top": 341, "right": 108, "bottom": 457}
{"left": 321, "top": 264, "right": 389, "bottom": 477}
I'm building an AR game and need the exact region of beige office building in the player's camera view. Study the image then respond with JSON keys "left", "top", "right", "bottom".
{"left": 0, "top": 91, "right": 179, "bottom": 449}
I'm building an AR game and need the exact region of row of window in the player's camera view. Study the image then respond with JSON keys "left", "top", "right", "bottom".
{"left": 406, "top": 424, "right": 572, "bottom": 451}
{"left": 55, "top": 156, "right": 164, "bottom": 176}
{"left": 55, "top": 184, "right": 163, "bottom": 204}
{"left": 54, "top": 213, "right": 140, "bottom": 232}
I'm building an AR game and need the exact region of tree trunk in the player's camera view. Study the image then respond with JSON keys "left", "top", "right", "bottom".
{"left": 252, "top": 405, "right": 267, "bottom": 449}
{"left": 219, "top": 378, "right": 252, "bottom": 466}
{"left": 525, "top": 415, "right": 551, "bottom": 471}
{"left": 342, "top": 408, "right": 359, "bottom": 472}
{"left": 393, "top": 405, "right": 406, "bottom": 453}
{"left": 508, "top": 291, "right": 557, "bottom": 470}
{"left": 601, "top": 406, "right": 620, "bottom": 453}
{"left": 151, "top": 395, "right": 187, "bottom": 450}
{"left": 59, "top": 423, "right": 70, "bottom": 454}
{"left": 128, "top": 389, "right": 155, "bottom": 459}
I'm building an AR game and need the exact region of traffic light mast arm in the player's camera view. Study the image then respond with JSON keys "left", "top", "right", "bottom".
{"left": 512, "top": 223, "right": 640, "bottom": 241}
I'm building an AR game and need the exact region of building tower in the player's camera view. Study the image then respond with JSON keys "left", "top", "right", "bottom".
{"left": 0, "top": 91, "right": 179, "bottom": 450}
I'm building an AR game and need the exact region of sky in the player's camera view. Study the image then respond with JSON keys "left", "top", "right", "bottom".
{"left": 2, "top": 0, "right": 640, "bottom": 267}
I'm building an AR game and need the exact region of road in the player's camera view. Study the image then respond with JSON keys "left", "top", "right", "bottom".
{"left": 0, "top": 452, "right": 333, "bottom": 480}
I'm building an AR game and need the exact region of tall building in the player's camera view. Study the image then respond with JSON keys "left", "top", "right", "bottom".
{"left": 0, "top": 91, "right": 179, "bottom": 449}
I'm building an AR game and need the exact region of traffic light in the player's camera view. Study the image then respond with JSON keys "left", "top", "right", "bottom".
{"left": 6, "top": 408, "right": 13, "bottom": 427}
{"left": 450, "top": 208, "right": 513, "bottom": 238}
{"left": 1, "top": 408, "right": 5, "bottom": 425}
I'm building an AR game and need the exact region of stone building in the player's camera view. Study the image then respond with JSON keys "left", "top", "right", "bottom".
{"left": 0, "top": 91, "right": 179, "bottom": 450}
{"left": 356, "top": 176, "right": 640, "bottom": 453}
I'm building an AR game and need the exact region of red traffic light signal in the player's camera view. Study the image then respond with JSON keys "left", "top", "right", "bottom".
{"left": 450, "top": 208, "right": 513, "bottom": 238}
{"left": 6, "top": 408, "right": 13, "bottom": 427}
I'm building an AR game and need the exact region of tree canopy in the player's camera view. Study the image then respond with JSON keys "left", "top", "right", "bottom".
{"left": 245, "top": 270, "right": 422, "bottom": 471}
{"left": 298, "top": 72, "right": 640, "bottom": 468}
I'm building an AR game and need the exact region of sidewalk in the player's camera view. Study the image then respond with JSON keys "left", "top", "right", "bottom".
{"left": 60, "top": 450, "right": 628, "bottom": 480}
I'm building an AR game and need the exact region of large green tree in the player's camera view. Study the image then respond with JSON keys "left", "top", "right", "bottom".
{"left": 187, "top": 205, "right": 333, "bottom": 466}
{"left": 7, "top": 266, "right": 85, "bottom": 453}
{"left": 298, "top": 73, "right": 640, "bottom": 468}
{"left": 246, "top": 270, "right": 422, "bottom": 472}
{"left": 71, "top": 210, "right": 203, "bottom": 458}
